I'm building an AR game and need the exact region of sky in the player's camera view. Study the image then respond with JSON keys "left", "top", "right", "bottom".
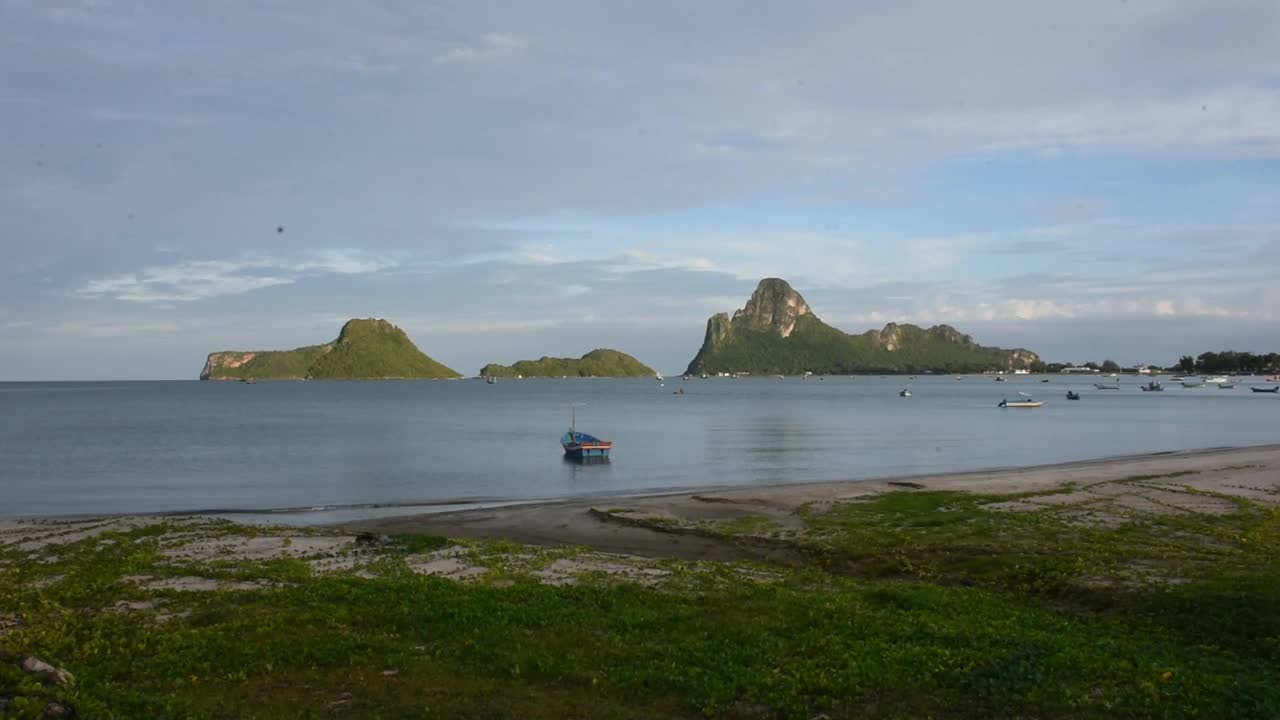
{"left": 2, "top": 0, "right": 1279, "bottom": 379}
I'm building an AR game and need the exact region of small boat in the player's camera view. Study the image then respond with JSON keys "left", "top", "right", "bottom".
{"left": 1066, "top": 391, "right": 1080, "bottom": 400}
{"left": 1041, "top": 378, "right": 1050, "bottom": 383}
{"left": 1139, "top": 381, "right": 1163, "bottom": 392}
{"left": 561, "top": 407, "right": 612, "bottom": 461}
{"left": 655, "top": 373, "right": 664, "bottom": 382}
{"left": 1218, "top": 382, "right": 1238, "bottom": 389}
{"left": 1206, "top": 376, "right": 1229, "bottom": 384}
{"left": 1266, "top": 375, "right": 1280, "bottom": 383}
{"left": 485, "top": 376, "right": 497, "bottom": 385}
{"left": 994, "top": 376, "right": 1006, "bottom": 382}
{"left": 1182, "top": 379, "right": 1206, "bottom": 388}
{"left": 899, "top": 387, "right": 911, "bottom": 397}
{"left": 999, "top": 392, "right": 1043, "bottom": 408}
{"left": 1251, "top": 386, "right": 1280, "bottom": 394}
{"left": 999, "top": 399, "right": 1044, "bottom": 408}
{"left": 1093, "top": 382, "right": 1120, "bottom": 390}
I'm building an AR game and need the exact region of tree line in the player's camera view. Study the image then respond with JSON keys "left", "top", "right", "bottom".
{"left": 1177, "top": 351, "right": 1280, "bottom": 374}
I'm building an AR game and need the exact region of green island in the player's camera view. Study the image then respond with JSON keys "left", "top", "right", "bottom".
{"left": 2, "top": 451, "right": 1277, "bottom": 719}
{"left": 199, "top": 319, "right": 460, "bottom": 380}
{"left": 687, "top": 279, "right": 1040, "bottom": 375}
{"left": 480, "top": 349, "right": 656, "bottom": 378}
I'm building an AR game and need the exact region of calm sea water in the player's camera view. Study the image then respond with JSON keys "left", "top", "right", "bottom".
{"left": 1, "top": 376, "right": 1277, "bottom": 521}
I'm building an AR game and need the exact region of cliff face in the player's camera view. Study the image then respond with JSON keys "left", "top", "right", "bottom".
{"left": 685, "top": 278, "right": 1040, "bottom": 375}
{"left": 730, "top": 278, "right": 812, "bottom": 337}
{"left": 199, "top": 319, "right": 460, "bottom": 380}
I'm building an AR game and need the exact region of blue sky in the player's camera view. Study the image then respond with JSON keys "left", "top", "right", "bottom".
{"left": 2, "top": 0, "right": 1278, "bottom": 379}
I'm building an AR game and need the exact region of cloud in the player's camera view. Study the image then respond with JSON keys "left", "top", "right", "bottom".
{"left": 434, "top": 33, "right": 526, "bottom": 65}
{"left": 74, "top": 251, "right": 396, "bottom": 303}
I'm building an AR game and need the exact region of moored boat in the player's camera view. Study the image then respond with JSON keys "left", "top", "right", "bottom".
{"left": 561, "top": 406, "right": 612, "bottom": 461}
{"left": 1139, "top": 381, "right": 1163, "bottom": 392}
{"left": 1251, "top": 386, "right": 1280, "bottom": 394}
{"left": 899, "top": 387, "right": 911, "bottom": 397}
{"left": 999, "top": 392, "right": 1043, "bottom": 408}
{"left": 1094, "top": 382, "right": 1120, "bottom": 390}
{"left": 1182, "top": 379, "right": 1206, "bottom": 388}
{"left": 1066, "top": 390, "right": 1080, "bottom": 400}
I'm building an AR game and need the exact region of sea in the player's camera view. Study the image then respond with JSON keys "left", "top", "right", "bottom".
{"left": 1, "top": 375, "right": 1277, "bottom": 523}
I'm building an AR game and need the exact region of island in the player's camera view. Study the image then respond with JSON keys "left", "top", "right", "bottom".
{"left": 480, "top": 349, "right": 656, "bottom": 378}
{"left": 686, "top": 278, "right": 1040, "bottom": 375}
{"left": 199, "top": 318, "right": 461, "bottom": 380}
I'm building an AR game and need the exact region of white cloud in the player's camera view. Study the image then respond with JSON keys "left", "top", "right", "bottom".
{"left": 434, "top": 33, "right": 526, "bottom": 65}
{"left": 74, "top": 251, "right": 396, "bottom": 303}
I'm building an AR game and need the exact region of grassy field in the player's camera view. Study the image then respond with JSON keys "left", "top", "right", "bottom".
{"left": 1, "top": 480, "right": 1277, "bottom": 719}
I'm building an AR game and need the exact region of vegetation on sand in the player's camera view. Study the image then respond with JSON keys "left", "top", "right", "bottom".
{"left": 2, "top": 473, "right": 1276, "bottom": 719}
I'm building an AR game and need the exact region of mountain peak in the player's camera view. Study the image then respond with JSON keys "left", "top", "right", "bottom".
{"left": 685, "top": 278, "right": 1039, "bottom": 375}
{"left": 732, "top": 278, "right": 812, "bottom": 338}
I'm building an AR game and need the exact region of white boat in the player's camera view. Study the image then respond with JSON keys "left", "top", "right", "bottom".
{"left": 999, "top": 392, "right": 1043, "bottom": 408}
{"left": 1093, "top": 382, "right": 1120, "bottom": 390}
{"left": 1182, "top": 379, "right": 1206, "bottom": 388}
{"left": 899, "top": 387, "right": 911, "bottom": 397}
{"left": 1218, "top": 383, "right": 1237, "bottom": 389}
{"left": 1206, "top": 376, "right": 1228, "bottom": 384}
{"left": 655, "top": 373, "right": 664, "bottom": 381}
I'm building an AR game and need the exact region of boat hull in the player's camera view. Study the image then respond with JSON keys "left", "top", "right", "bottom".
{"left": 1251, "top": 386, "right": 1280, "bottom": 394}
{"left": 561, "top": 431, "right": 612, "bottom": 461}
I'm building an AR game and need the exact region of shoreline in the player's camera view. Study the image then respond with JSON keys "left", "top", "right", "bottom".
{"left": 4, "top": 443, "right": 1279, "bottom": 528}
{"left": 338, "top": 443, "right": 1280, "bottom": 560}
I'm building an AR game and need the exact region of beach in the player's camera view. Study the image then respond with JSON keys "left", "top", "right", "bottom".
{"left": 3, "top": 445, "right": 1279, "bottom": 718}
{"left": 344, "top": 444, "right": 1280, "bottom": 560}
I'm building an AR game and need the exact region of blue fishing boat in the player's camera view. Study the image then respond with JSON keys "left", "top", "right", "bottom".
{"left": 561, "top": 406, "right": 611, "bottom": 461}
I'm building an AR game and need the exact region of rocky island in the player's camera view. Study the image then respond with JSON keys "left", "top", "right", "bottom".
{"left": 686, "top": 278, "right": 1039, "bottom": 375}
{"left": 200, "top": 318, "right": 460, "bottom": 380}
{"left": 480, "top": 349, "right": 655, "bottom": 378}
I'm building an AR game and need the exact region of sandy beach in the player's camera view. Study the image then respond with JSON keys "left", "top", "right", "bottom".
{"left": 343, "top": 444, "right": 1280, "bottom": 560}
{"left": 4, "top": 444, "right": 1279, "bottom": 717}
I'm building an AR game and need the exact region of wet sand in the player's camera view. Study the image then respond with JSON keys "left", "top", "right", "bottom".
{"left": 343, "top": 444, "right": 1280, "bottom": 560}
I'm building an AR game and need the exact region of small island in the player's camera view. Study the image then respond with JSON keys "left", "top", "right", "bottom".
{"left": 200, "top": 318, "right": 460, "bottom": 380}
{"left": 480, "top": 349, "right": 656, "bottom": 378}
{"left": 687, "top": 278, "right": 1040, "bottom": 375}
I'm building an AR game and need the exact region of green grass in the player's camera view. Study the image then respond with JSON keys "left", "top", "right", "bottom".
{"left": 2, "top": 489, "right": 1278, "bottom": 719}
{"left": 481, "top": 349, "right": 656, "bottom": 378}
